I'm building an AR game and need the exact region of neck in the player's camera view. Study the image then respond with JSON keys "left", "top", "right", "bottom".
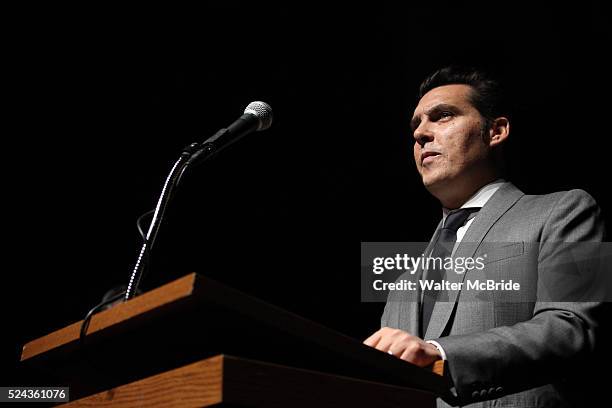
{"left": 431, "top": 172, "right": 500, "bottom": 210}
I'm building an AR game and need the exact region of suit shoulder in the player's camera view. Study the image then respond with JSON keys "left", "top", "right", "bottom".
{"left": 519, "top": 189, "right": 598, "bottom": 208}
{"left": 520, "top": 189, "right": 604, "bottom": 241}
{"left": 511, "top": 189, "right": 602, "bottom": 235}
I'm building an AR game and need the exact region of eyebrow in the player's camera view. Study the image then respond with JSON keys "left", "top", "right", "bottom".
{"left": 410, "top": 103, "right": 459, "bottom": 131}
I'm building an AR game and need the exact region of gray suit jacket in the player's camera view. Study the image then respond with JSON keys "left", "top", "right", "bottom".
{"left": 381, "top": 182, "right": 605, "bottom": 407}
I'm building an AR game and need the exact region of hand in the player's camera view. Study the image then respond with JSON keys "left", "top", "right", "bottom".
{"left": 363, "top": 327, "right": 441, "bottom": 367}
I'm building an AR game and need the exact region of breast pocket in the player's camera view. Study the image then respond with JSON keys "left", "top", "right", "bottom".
{"left": 479, "top": 242, "right": 524, "bottom": 265}
{"left": 469, "top": 242, "right": 536, "bottom": 303}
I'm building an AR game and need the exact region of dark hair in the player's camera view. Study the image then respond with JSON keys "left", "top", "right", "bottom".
{"left": 418, "top": 66, "right": 509, "bottom": 129}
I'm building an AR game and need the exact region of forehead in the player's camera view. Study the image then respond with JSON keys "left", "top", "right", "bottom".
{"left": 413, "top": 84, "right": 474, "bottom": 115}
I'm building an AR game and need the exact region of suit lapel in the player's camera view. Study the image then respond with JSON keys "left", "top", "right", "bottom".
{"left": 424, "top": 182, "right": 525, "bottom": 339}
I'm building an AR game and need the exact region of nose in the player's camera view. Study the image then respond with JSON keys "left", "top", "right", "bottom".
{"left": 413, "top": 121, "right": 434, "bottom": 148}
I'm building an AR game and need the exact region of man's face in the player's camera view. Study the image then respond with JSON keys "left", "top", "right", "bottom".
{"left": 411, "top": 84, "right": 491, "bottom": 192}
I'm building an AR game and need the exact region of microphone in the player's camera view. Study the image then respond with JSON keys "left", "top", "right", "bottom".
{"left": 191, "top": 101, "right": 273, "bottom": 158}
{"left": 229, "top": 100, "right": 273, "bottom": 134}
{"left": 178, "top": 101, "right": 273, "bottom": 182}
{"left": 124, "top": 101, "right": 273, "bottom": 301}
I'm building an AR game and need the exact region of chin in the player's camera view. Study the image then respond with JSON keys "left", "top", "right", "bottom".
{"left": 421, "top": 171, "right": 444, "bottom": 187}
{"left": 422, "top": 171, "right": 454, "bottom": 193}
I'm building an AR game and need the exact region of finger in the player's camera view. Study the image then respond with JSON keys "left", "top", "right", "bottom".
{"left": 376, "top": 336, "right": 397, "bottom": 354}
{"left": 399, "top": 347, "right": 418, "bottom": 364}
{"left": 385, "top": 338, "right": 398, "bottom": 355}
{"left": 363, "top": 330, "right": 382, "bottom": 347}
{"left": 399, "top": 343, "right": 432, "bottom": 367}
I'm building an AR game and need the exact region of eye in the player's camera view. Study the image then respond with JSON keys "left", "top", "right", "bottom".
{"left": 430, "top": 110, "right": 455, "bottom": 122}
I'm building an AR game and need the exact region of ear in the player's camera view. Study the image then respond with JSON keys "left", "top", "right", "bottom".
{"left": 488, "top": 117, "right": 510, "bottom": 147}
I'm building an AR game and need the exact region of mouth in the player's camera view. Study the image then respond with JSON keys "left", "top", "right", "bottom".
{"left": 421, "top": 151, "right": 441, "bottom": 165}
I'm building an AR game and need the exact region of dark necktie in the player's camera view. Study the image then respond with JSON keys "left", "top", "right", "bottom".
{"left": 420, "top": 207, "right": 480, "bottom": 336}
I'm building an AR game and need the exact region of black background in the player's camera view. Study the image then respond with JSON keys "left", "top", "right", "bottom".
{"left": 2, "top": 0, "right": 610, "bottom": 394}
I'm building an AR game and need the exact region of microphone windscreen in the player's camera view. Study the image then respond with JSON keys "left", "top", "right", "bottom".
{"left": 244, "top": 101, "right": 273, "bottom": 131}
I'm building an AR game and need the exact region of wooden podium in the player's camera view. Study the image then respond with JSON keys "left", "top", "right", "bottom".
{"left": 20, "top": 274, "right": 450, "bottom": 407}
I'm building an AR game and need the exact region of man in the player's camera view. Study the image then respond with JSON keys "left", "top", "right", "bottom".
{"left": 363, "top": 66, "right": 606, "bottom": 407}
